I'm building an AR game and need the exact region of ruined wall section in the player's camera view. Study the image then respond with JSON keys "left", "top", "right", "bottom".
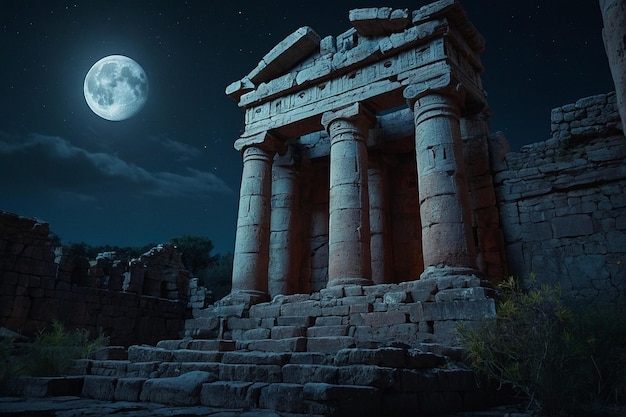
{"left": 493, "top": 92, "right": 626, "bottom": 300}
{"left": 0, "top": 211, "right": 191, "bottom": 345}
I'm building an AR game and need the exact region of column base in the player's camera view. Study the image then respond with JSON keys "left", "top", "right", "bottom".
{"left": 419, "top": 265, "right": 487, "bottom": 287}
{"left": 218, "top": 290, "right": 270, "bottom": 307}
{"left": 326, "top": 277, "right": 373, "bottom": 288}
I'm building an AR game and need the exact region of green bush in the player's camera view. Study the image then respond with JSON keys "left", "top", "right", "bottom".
{"left": 459, "top": 275, "right": 626, "bottom": 415}
{"left": 0, "top": 337, "right": 16, "bottom": 390}
{"left": 18, "top": 321, "right": 108, "bottom": 377}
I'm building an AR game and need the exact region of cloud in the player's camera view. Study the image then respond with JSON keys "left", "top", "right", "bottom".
{"left": 148, "top": 135, "right": 202, "bottom": 162}
{"left": 0, "top": 132, "right": 234, "bottom": 198}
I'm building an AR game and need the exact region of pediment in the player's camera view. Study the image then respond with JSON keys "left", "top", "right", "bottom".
{"left": 226, "top": 0, "right": 486, "bottom": 115}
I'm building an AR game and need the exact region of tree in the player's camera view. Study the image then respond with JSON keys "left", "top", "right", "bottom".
{"left": 170, "top": 235, "right": 217, "bottom": 276}
{"left": 200, "top": 252, "right": 233, "bottom": 299}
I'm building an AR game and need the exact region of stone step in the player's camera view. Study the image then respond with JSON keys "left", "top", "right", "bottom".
{"left": 82, "top": 374, "right": 382, "bottom": 416}
{"left": 6, "top": 376, "right": 84, "bottom": 397}
{"left": 156, "top": 339, "right": 236, "bottom": 351}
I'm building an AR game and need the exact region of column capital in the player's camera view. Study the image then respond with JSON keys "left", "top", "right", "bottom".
{"left": 403, "top": 73, "right": 465, "bottom": 107}
{"left": 235, "top": 130, "right": 286, "bottom": 154}
{"left": 273, "top": 144, "right": 301, "bottom": 168}
{"left": 321, "top": 102, "right": 376, "bottom": 134}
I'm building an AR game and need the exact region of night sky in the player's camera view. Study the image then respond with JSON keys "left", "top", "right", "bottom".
{"left": 0, "top": 1, "right": 615, "bottom": 254}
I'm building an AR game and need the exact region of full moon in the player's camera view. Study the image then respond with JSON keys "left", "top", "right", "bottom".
{"left": 84, "top": 55, "right": 149, "bottom": 121}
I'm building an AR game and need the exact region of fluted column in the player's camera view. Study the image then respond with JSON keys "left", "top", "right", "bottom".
{"left": 368, "top": 153, "right": 393, "bottom": 284}
{"left": 322, "top": 103, "right": 375, "bottom": 287}
{"left": 404, "top": 76, "right": 477, "bottom": 278}
{"left": 229, "top": 132, "right": 282, "bottom": 304}
{"left": 268, "top": 147, "right": 301, "bottom": 298}
{"left": 600, "top": 0, "right": 626, "bottom": 130}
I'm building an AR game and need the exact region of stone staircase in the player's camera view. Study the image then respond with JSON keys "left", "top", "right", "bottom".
{"left": 7, "top": 277, "right": 498, "bottom": 416}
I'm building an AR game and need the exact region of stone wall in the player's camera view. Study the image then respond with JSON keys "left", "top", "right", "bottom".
{"left": 0, "top": 211, "right": 191, "bottom": 346}
{"left": 493, "top": 91, "right": 626, "bottom": 301}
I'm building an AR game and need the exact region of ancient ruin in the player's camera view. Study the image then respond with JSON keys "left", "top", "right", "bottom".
{"left": 1, "top": 0, "right": 626, "bottom": 415}
{"left": 224, "top": 0, "right": 504, "bottom": 306}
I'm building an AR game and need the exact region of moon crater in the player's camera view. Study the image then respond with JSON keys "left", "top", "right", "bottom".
{"left": 84, "top": 55, "right": 149, "bottom": 121}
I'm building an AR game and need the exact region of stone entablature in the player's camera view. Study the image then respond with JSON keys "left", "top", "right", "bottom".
{"left": 225, "top": 0, "right": 505, "bottom": 302}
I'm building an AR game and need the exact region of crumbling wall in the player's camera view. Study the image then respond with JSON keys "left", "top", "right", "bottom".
{"left": 494, "top": 92, "right": 626, "bottom": 301}
{"left": 0, "top": 211, "right": 191, "bottom": 345}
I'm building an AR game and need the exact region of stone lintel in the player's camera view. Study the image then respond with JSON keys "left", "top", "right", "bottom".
{"left": 298, "top": 106, "right": 416, "bottom": 159}
{"left": 349, "top": 8, "right": 411, "bottom": 37}
{"left": 239, "top": 41, "right": 484, "bottom": 138}
{"left": 246, "top": 26, "right": 321, "bottom": 86}
{"left": 241, "top": 59, "right": 451, "bottom": 139}
{"left": 234, "top": 131, "right": 286, "bottom": 154}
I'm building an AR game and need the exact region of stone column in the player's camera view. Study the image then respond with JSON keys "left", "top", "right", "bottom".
{"left": 404, "top": 76, "right": 477, "bottom": 279}
{"left": 229, "top": 132, "right": 282, "bottom": 304}
{"left": 600, "top": 0, "right": 626, "bottom": 130}
{"left": 322, "top": 103, "right": 375, "bottom": 287}
{"left": 268, "top": 147, "right": 301, "bottom": 298}
{"left": 368, "top": 153, "right": 393, "bottom": 284}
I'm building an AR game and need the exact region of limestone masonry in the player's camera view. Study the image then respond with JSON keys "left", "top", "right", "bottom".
{"left": 1, "top": 0, "right": 625, "bottom": 415}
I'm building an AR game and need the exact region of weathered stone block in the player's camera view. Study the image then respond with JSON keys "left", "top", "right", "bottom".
{"left": 114, "top": 377, "right": 145, "bottom": 402}
{"left": 404, "top": 279, "right": 438, "bottom": 302}
{"left": 89, "top": 360, "right": 129, "bottom": 377}
{"left": 127, "top": 346, "right": 173, "bottom": 363}
{"left": 221, "top": 351, "right": 291, "bottom": 366}
{"left": 552, "top": 214, "right": 594, "bottom": 238}
{"left": 434, "top": 287, "right": 487, "bottom": 302}
{"left": 360, "top": 311, "right": 406, "bottom": 327}
{"left": 307, "top": 336, "right": 356, "bottom": 353}
{"left": 334, "top": 347, "right": 407, "bottom": 368}
{"left": 259, "top": 383, "right": 305, "bottom": 413}
{"left": 282, "top": 364, "right": 339, "bottom": 384}
{"left": 219, "top": 363, "right": 282, "bottom": 383}
{"left": 126, "top": 362, "right": 159, "bottom": 378}
{"left": 304, "top": 382, "right": 382, "bottom": 416}
{"left": 179, "top": 362, "right": 220, "bottom": 376}
{"left": 82, "top": 375, "right": 117, "bottom": 400}
{"left": 271, "top": 325, "right": 306, "bottom": 339}
{"left": 139, "top": 370, "right": 216, "bottom": 405}
{"left": 240, "top": 327, "right": 271, "bottom": 340}
{"left": 227, "top": 317, "right": 261, "bottom": 330}
{"left": 398, "top": 369, "right": 438, "bottom": 392}
{"left": 277, "top": 315, "right": 315, "bottom": 327}
{"left": 383, "top": 291, "right": 409, "bottom": 303}
{"left": 409, "top": 300, "right": 495, "bottom": 322}
{"left": 187, "top": 339, "right": 236, "bottom": 351}
{"left": 249, "top": 302, "right": 281, "bottom": 318}
{"left": 405, "top": 349, "right": 447, "bottom": 369}
{"left": 315, "top": 315, "right": 344, "bottom": 326}
{"left": 337, "top": 365, "right": 397, "bottom": 389}
{"left": 307, "top": 325, "right": 350, "bottom": 337}
{"left": 289, "top": 351, "right": 332, "bottom": 365}
{"left": 170, "top": 349, "right": 223, "bottom": 363}
{"left": 200, "top": 380, "right": 260, "bottom": 408}
{"left": 280, "top": 300, "right": 321, "bottom": 316}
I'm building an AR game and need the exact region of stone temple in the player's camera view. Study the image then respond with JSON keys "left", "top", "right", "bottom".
{"left": 224, "top": 0, "right": 503, "bottom": 306}
{"left": 1, "top": 0, "right": 625, "bottom": 415}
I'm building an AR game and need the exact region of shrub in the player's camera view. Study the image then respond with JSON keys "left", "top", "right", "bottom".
{"left": 459, "top": 275, "right": 626, "bottom": 415}
{"left": 0, "top": 337, "right": 15, "bottom": 390}
{"left": 18, "top": 321, "right": 108, "bottom": 377}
